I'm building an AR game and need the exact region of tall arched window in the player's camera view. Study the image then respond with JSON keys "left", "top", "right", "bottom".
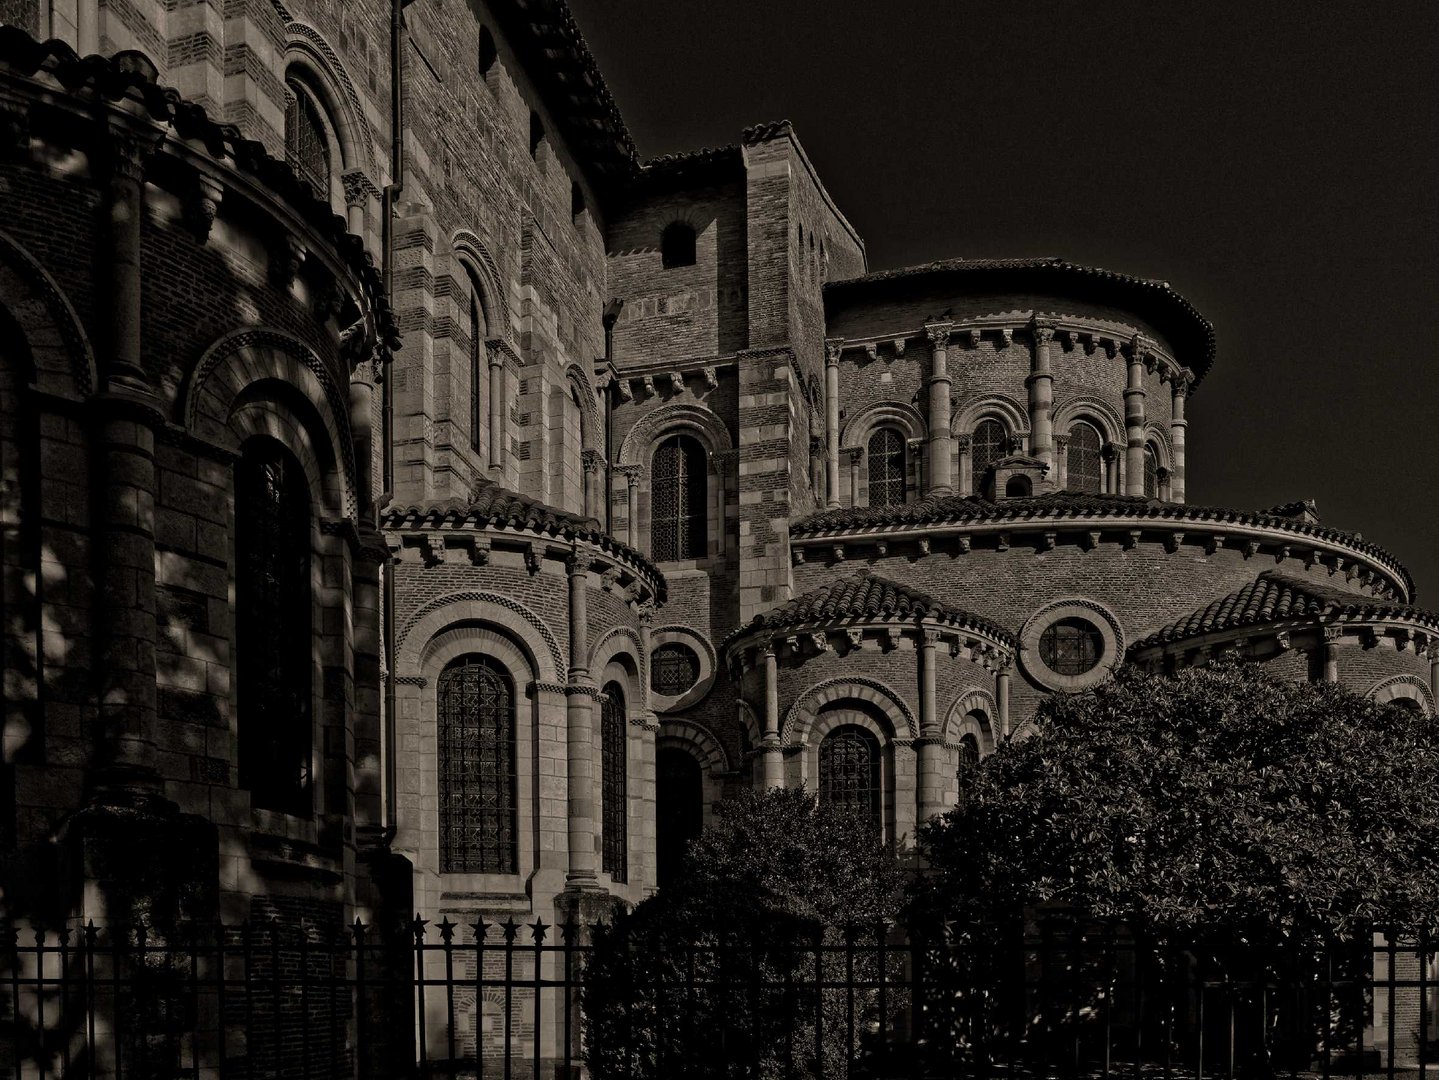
{"left": 437, "top": 655, "right": 518, "bottom": 874}
{"left": 958, "top": 732, "right": 981, "bottom": 769}
{"left": 601, "top": 682, "right": 628, "bottom": 882}
{"left": 236, "top": 439, "right": 313, "bottom": 815}
{"left": 284, "top": 80, "right": 331, "bottom": 201}
{"left": 656, "top": 747, "right": 703, "bottom": 889}
{"left": 469, "top": 290, "right": 483, "bottom": 455}
{"left": 651, "top": 434, "right": 707, "bottom": 561}
{"left": 867, "top": 428, "right": 906, "bottom": 507}
{"left": 1067, "top": 422, "right": 1103, "bottom": 494}
{"left": 1144, "top": 445, "right": 1160, "bottom": 498}
{"left": 972, "top": 418, "right": 1007, "bottom": 485}
{"left": 819, "top": 725, "right": 881, "bottom": 831}
{"left": 661, "top": 222, "right": 696, "bottom": 268}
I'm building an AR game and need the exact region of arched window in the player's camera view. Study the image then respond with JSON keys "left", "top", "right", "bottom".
{"left": 1005, "top": 474, "right": 1032, "bottom": 498}
{"left": 1144, "top": 445, "right": 1160, "bottom": 498}
{"left": 437, "top": 655, "right": 518, "bottom": 874}
{"left": 601, "top": 682, "right": 628, "bottom": 882}
{"left": 651, "top": 434, "right": 707, "bottom": 561}
{"left": 661, "top": 222, "right": 696, "bottom": 269}
{"left": 284, "top": 80, "right": 331, "bottom": 201}
{"left": 1067, "top": 422, "right": 1103, "bottom": 494}
{"left": 656, "top": 747, "right": 703, "bottom": 889}
{"left": 478, "top": 25, "right": 498, "bottom": 76}
{"left": 958, "top": 732, "right": 981, "bottom": 769}
{"left": 867, "top": 427, "right": 906, "bottom": 507}
{"left": 469, "top": 290, "right": 483, "bottom": 455}
{"left": 236, "top": 439, "right": 313, "bottom": 815}
{"left": 972, "top": 418, "right": 1007, "bottom": 484}
{"left": 819, "top": 725, "right": 882, "bottom": 831}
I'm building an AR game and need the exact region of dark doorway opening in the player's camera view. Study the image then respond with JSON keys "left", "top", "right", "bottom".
{"left": 656, "top": 747, "right": 703, "bottom": 889}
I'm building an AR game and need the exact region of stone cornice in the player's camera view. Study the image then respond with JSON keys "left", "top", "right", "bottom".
{"left": 723, "top": 616, "right": 1015, "bottom": 673}
{"left": 1129, "top": 619, "right": 1436, "bottom": 666}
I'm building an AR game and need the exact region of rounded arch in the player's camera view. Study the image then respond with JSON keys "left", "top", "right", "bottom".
{"left": 421, "top": 624, "right": 536, "bottom": 691}
{"left": 943, "top": 688, "right": 998, "bottom": 752}
{"left": 657, "top": 719, "right": 731, "bottom": 774}
{"left": 839, "top": 400, "right": 926, "bottom": 449}
{"left": 1367, "top": 674, "right": 1435, "bottom": 716}
{"left": 452, "top": 231, "right": 510, "bottom": 337}
{"left": 284, "top": 23, "right": 377, "bottom": 175}
{"left": 782, "top": 676, "right": 918, "bottom": 745}
{"left": 952, "top": 393, "right": 1029, "bottom": 440}
{"left": 735, "top": 699, "right": 762, "bottom": 750}
{"left": 228, "top": 383, "right": 344, "bottom": 520}
{"left": 566, "top": 362, "right": 603, "bottom": 450}
{"left": 1052, "top": 395, "right": 1125, "bottom": 447}
{"left": 1143, "top": 422, "right": 1174, "bottom": 467}
{"left": 590, "top": 624, "right": 645, "bottom": 693}
{"left": 396, "top": 591, "right": 564, "bottom": 683}
{"left": 618, "top": 402, "right": 731, "bottom": 467}
{"left": 0, "top": 228, "right": 96, "bottom": 400}
{"left": 184, "top": 327, "right": 357, "bottom": 520}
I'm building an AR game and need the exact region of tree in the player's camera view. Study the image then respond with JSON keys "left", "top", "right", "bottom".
{"left": 916, "top": 659, "right": 1439, "bottom": 945}
{"left": 582, "top": 787, "right": 905, "bottom": 1079}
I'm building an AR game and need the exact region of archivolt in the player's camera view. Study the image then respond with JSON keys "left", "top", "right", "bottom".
{"left": 0, "top": 227, "right": 96, "bottom": 399}
{"left": 452, "top": 231, "right": 511, "bottom": 335}
{"left": 781, "top": 676, "right": 918, "bottom": 744}
{"left": 285, "top": 22, "right": 377, "bottom": 174}
{"left": 658, "top": 719, "right": 731, "bottom": 773}
{"left": 840, "top": 400, "right": 926, "bottom": 448}
{"left": 617, "top": 402, "right": 732, "bottom": 467}
{"left": 397, "top": 590, "right": 565, "bottom": 683}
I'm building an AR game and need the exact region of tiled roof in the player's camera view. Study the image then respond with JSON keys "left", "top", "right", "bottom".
{"left": 823, "top": 256, "right": 1216, "bottom": 386}
{"left": 636, "top": 145, "right": 743, "bottom": 191}
{"left": 1132, "top": 571, "right": 1439, "bottom": 651}
{"left": 722, "top": 571, "right": 1015, "bottom": 649}
{"left": 790, "top": 492, "right": 1414, "bottom": 600}
{"left": 0, "top": 27, "right": 399, "bottom": 355}
{"left": 383, "top": 480, "right": 664, "bottom": 594}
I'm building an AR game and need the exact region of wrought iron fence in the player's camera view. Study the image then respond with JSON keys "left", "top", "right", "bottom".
{"left": 0, "top": 915, "right": 1434, "bottom": 1079}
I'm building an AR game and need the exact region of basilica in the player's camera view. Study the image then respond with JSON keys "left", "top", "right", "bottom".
{"left": 0, "top": 0, "right": 1434, "bottom": 944}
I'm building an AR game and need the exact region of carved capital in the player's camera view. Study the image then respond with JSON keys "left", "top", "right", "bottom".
{"left": 953, "top": 434, "right": 972, "bottom": 451}
{"left": 824, "top": 339, "right": 844, "bottom": 367}
{"left": 564, "top": 549, "right": 590, "bottom": 578}
{"left": 341, "top": 168, "right": 380, "bottom": 208}
{"left": 1030, "top": 318, "right": 1057, "bottom": 345}
{"left": 103, "top": 121, "right": 165, "bottom": 186}
{"left": 581, "top": 449, "right": 606, "bottom": 474}
{"left": 924, "top": 322, "right": 953, "bottom": 350}
{"left": 615, "top": 463, "right": 645, "bottom": 487}
{"left": 841, "top": 446, "right": 864, "bottom": 465}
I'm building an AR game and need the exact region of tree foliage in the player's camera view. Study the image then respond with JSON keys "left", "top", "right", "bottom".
{"left": 582, "top": 787, "right": 904, "bottom": 1079}
{"left": 914, "top": 659, "right": 1439, "bottom": 951}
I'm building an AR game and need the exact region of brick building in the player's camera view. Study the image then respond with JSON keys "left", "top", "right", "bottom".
{"left": 0, "top": 0, "right": 1435, "bottom": 992}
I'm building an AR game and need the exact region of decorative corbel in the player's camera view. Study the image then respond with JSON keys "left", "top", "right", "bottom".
{"left": 1275, "top": 545, "right": 1291, "bottom": 564}
{"left": 600, "top": 565, "right": 621, "bottom": 591}
{"left": 1359, "top": 628, "right": 1379, "bottom": 650}
{"left": 1061, "top": 328, "right": 1083, "bottom": 352}
{"left": 0, "top": 103, "right": 30, "bottom": 161}
{"left": 1276, "top": 631, "right": 1292, "bottom": 652}
{"left": 917, "top": 537, "right": 931, "bottom": 556}
{"left": 1304, "top": 549, "right": 1319, "bottom": 570}
{"left": 1083, "top": 530, "right": 1102, "bottom": 552}
{"left": 270, "top": 234, "right": 306, "bottom": 289}
{"left": 1038, "top": 531, "right": 1057, "bottom": 552}
{"left": 998, "top": 328, "right": 1013, "bottom": 349}
{"left": 995, "top": 532, "right": 1010, "bottom": 552}
{"left": 641, "top": 375, "right": 656, "bottom": 396}
{"left": 1345, "top": 563, "right": 1358, "bottom": 583}
{"left": 524, "top": 541, "right": 542, "bottom": 575}
{"left": 893, "top": 337, "right": 907, "bottom": 356}
{"left": 702, "top": 366, "right": 719, "bottom": 390}
{"left": 792, "top": 547, "right": 805, "bottom": 565}
{"left": 1243, "top": 540, "right": 1260, "bottom": 560}
{"left": 1124, "top": 530, "right": 1142, "bottom": 550}
{"left": 966, "top": 328, "right": 981, "bottom": 349}
{"left": 1203, "top": 535, "right": 1220, "bottom": 556}
{"left": 667, "top": 370, "right": 685, "bottom": 392}
{"left": 616, "top": 378, "right": 634, "bottom": 402}
{"left": 831, "top": 544, "right": 846, "bottom": 562}
{"left": 875, "top": 541, "right": 888, "bottom": 557}
{"left": 881, "top": 627, "right": 901, "bottom": 651}
{"left": 956, "top": 536, "right": 972, "bottom": 554}
{"left": 422, "top": 534, "right": 450, "bottom": 566}
{"left": 1164, "top": 532, "right": 1184, "bottom": 554}
{"left": 846, "top": 628, "right": 863, "bottom": 651}
{"left": 810, "top": 632, "right": 830, "bottom": 653}
{"left": 186, "top": 172, "right": 225, "bottom": 243}
{"left": 864, "top": 343, "right": 879, "bottom": 362}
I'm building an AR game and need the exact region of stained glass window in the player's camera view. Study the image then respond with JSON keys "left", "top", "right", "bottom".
{"left": 650, "top": 643, "right": 699, "bottom": 697}
{"left": 1144, "top": 445, "right": 1160, "bottom": 499}
{"left": 972, "top": 419, "right": 1007, "bottom": 486}
{"left": 867, "top": 428, "right": 905, "bottom": 507}
{"left": 601, "top": 682, "right": 627, "bottom": 882}
{"left": 438, "top": 655, "right": 518, "bottom": 874}
{"left": 651, "top": 434, "right": 707, "bottom": 561}
{"left": 819, "top": 725, "right": 881, "bottom": 831}
{"left": 1039, "top": 618, "right": 1104, "bottom": 676}
{"left": 1067, "top": 422, "right": 1103, "bottom": 494}
{"left": 284, "top": 81, "right": 330, "bottom": 201}
{"left": 236, "top": 440, "right": 313, "bottom": 815}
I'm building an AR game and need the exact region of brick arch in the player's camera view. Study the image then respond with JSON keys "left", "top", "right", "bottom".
{"left": 1052, "top": 395, "right": 1125, "bottom": 448}
{"left": 228, "top": 397, "right": 340, "bottom": 523}
{"left": 1143, "top": 422, "right": 1174, "bottom": 468}
{"left": 0, "top": 228, "right": 95, "bottom": 400}
{"left": 782, "top": 677, "right": 918, "bottom": 745}
{"left": 657, "top": 719, "right": 731, "bottom": 773}
{"left": 422, "top": 625, "right": 535, "bottom": 689}
{"left": 396, "top": 591, "right": 564, "bottom": 683}
{"left": 943, "top": 688, "right": 998, "bottom": 752}
{"left": 839, "top": 400, "right": 927, "bottom": 449}
{"left": 590, "top": 625, "right": 644, "bottom": 690}
{"left": 952, "top": 394, "right": 1029, "bottom": 440}
{"left": 566, "top": 362, "right": 603, "bottom": 450}
{"left": 1367, "top": 674, "right": 1435, "bottom": 716}
{"left": 452, "top": 231, "right": 510, "bottom": 335}
{"left": 284, "top": 23, "right": 377, "bottom": 175}
{"left": 617, "top": 402, "right": 731, "bottom": 467}
{"left": 185, "top": 329, "right": 357, "bottom": 520}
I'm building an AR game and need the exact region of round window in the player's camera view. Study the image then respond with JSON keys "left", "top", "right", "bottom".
{"left": 1038, "top": 617, "right": 1104, "bottom": 676}
{"left": 650, "top": 643, "right": 700, "bottom": 697}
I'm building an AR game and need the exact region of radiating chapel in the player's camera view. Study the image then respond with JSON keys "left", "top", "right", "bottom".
{"left": 0, "top": 0, "right": 1434, "bottom": 939}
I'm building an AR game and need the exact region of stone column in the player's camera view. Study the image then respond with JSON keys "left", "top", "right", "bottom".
{"left": 996, "top": 665, "right": 1011, "bottom": 741}
{"left": 1053, "top": 434, "right": 1070, "bottom": 489}
{"left": 1102, "top": 441, "right": 1120, "bottom": 495}
{"left": 954, "top": 435, "right": 972, "bottom": 496}
{"left": 1322, "top": 628, "right": 1341, "bottom": 683}
{"left": 917, "top": 630, "right": 947, "bottom": 822}
{"left": 342, "top": 170, "right": 369, "bottom": 237}
{"left": 843, "top": 447, "right": 862, "bottom": 507}
{"left": 487, "top": 343, "right": 505, "bottom": 472}
{"left": 760, "top": 645, "right": 784, "bottom": 789}
{"left": 1027, "top": 320, "right": 1056, "bottom": 472}
{"left": 924, "top": 323, "right": 955, "bottom": 496}
{"left": 1124, "top": 340, "right": 1148, "bottom": 496}
{"left": 616, "top": 465, "right": 643, "bottom": 548}
{"left": 824, "top": 340, "right": 843, "bottom": 509}
{"left": 1170, "top": 376, "right": 1189, "bottom": 503}
{"left": 565, "top": 552, "right": 598, "bottom": 887}
{"left": 581, "top": 449, "right": 605, "bottom": 520}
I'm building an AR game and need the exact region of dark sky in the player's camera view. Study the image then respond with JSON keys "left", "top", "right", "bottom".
{"left": 569, "top": 0, "right": 1439, "bottom": 601}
